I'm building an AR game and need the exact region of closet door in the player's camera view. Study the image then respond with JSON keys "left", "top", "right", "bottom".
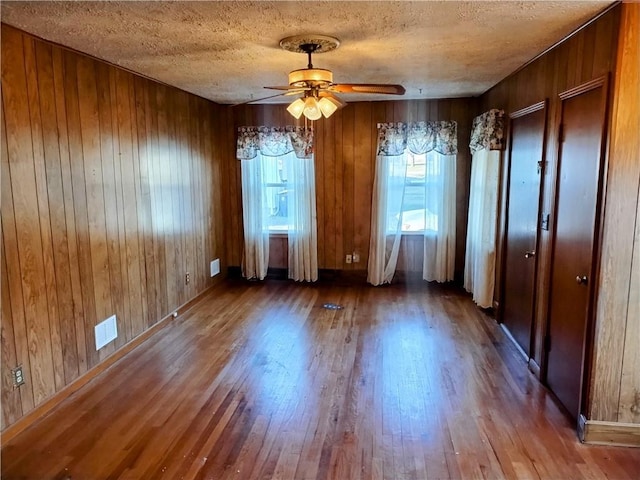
{"left": 501, "top": 102, "right": 547, "bottom": 357}
{"left": 545, "top": 79, "right": 608, "bottom": 420}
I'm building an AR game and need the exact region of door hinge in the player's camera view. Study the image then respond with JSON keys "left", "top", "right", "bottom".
{"left": 544, "top": 334, "right": 551, "bottom": 352}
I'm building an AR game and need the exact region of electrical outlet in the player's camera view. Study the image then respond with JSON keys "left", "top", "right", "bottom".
{"left": 185, "top": 272, "right": 190, "bottom": 284}
{"left": 12, "top": 365, "right": 25, "bottom": 388}
{"left": 353, "top": 252, "right": 360, "bottom": 263}
{"left": 346, "top": 254, "right": 352, "bottom": 264}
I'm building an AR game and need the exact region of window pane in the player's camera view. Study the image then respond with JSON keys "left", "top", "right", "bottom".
{"left": 384, "top": 152, "right": 441, "bottom": 233}
{"left": 262, "top": 155, "right": 289, "bottom": 232}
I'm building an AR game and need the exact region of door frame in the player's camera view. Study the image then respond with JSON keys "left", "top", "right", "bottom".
{"left": 542, "top": 75, "right": 611, "bottom": 419}
{"left": 498, "top": 100, "right": 548, "bottom": 364}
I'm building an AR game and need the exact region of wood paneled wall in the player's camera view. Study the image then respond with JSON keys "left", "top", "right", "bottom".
{"left": 481, "top": 4, "right": 640, "bottom": 429}
{"left": 590, "top": 3, "right": 640, "bottom": 425}
{"left": 1, "top": 25, "right": 225, "bottom": 429}
{"left": 225, "top": 98, "right": 478, "bottom": 281}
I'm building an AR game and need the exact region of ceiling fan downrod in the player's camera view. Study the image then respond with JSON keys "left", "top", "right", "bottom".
{"left": 299, "top": 43, "right": 320, "bottom": 69}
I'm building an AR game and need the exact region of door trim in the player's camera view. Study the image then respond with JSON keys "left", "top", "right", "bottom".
{"left": 498, "top": 100, "right": 548, "bottom": 363}
{"left": 543, "top": 75, "right": 611, "bottom": 421}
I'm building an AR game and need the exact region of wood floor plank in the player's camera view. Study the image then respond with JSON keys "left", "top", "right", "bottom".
{"left": 2, "top": 280, "right": 639, "bottom": 480}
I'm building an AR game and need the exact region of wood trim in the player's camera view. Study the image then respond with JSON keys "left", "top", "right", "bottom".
{"left": 578, "top": 414, "right": 640, "bottom": 447}
{"left": 0, "top": 285, "right": 217, "bottom": 443}
{"left": 500, "top": 324, "right": 528, "bottom": 362}
{"left": 558, "top": 76, "right": 607, "bottom": 100}
{"left": 581, "top": 74, "right": 612, "bottom": 418}
{"left": 508, "top": 100, "right": 547, "bottom": 119}
{"left": 528, "top": 358, "right": 541, "bottom": 378}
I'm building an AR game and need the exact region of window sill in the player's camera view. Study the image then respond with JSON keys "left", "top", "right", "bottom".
{"left": 386, "top": 230, "right": 438, "bottom": 237}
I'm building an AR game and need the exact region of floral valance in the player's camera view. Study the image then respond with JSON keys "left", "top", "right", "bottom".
{"left": 377, "top": 121, "right": 458, "bottom": 156}
{"left": 469, "top": 109, "right": 505, "bottom": 153}
{"left": 236, "top": 126, "right": 314, "bottom": 160}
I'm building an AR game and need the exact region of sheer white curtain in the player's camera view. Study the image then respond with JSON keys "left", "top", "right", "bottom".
{"left": 237, "top": 126, "right": 317, "bottom": 282}
{"left": 423, "top": 151, "right": 457, "bottom": 282}
{"left": 464, "top": 109, "right": 505, "bottom": 307}
{"left": 287, "top": 152, "right": 318, "bottom": 282}
{"left": 368, "top": 152, "right": 407, "bottom": 285}
{"left": 240, "top": 156, "right": 269, "bottom": 280}
{"left": 368, "top": 122, "right": 457, "bottom": 286}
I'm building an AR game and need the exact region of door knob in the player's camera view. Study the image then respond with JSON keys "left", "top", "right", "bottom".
{"left": 576, "top": 275, "right": 588, "bottom": 285}
{"left": 524, "top": 251, "right": 536, "bottom": 259}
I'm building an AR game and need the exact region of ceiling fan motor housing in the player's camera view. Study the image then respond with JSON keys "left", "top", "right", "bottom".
{"left": 288, "top": 68, "right": 333, "bottom": 88}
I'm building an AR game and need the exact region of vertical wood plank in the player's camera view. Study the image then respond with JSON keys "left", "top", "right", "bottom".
{"left": 342, "top": 105, "right": 355, "bottom": 270}
{"left": 1, "top": 27, "right": 57, "bottom": 405}
{"left": 334, "top": 108, "right": 344, "bottom": 271}
{"left": 142, "top": 80, "right": 163, "bottom": 324}
{"left": 315, "top": 118, "right": 326, "bottom": 268}
{"left": 52, "top": 46, "right": 86, "bottom": 378}
{"left": 155, "top": 85, "right": 178, "bottom": 311}
{"left": 115, "top": 69, "right": 145, "bottom": 339}
{"left": 126, "top": 71, "right": 149, "bottom": 335}
{"left": 323, "top": 113, "right": 336, "bottom": 270}
{"left": 1, "top": 107, "right": 23, "bottom": 426}
{"left": 94, "top": 61, "right": 122, "bottom": 359}
{"left": 76, "top": 55, "right": 114, "bottom": 358}
{"left": 24, "top": 36, "right": 65, "bottom": 392}
{"left": 107, "top": 66, "right": 131, "bottom": 348}
{"left": 133, "top": 76, "right": 157, "bottom": 327}
{"left": 34, "top": 41, "right": 79, "bottom": 384}
{"left": 174, "top": 91, "right": 189, "bottom": 302}
{"left": 63, "top": 50, "right": 99, "bottom": 370}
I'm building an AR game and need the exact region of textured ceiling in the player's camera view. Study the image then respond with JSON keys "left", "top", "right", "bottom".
{"left": 1, "top": 1, "right": 613, "bottom": 104}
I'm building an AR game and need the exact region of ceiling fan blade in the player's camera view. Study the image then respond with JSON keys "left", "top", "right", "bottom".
{"left": 329, "top": 84, "right": 406, "bottom": 95}
{"left": 231, "top": 88, "right": 310, "bottom": 106}
{"left": 231, "top": 91, "right": 292, "bottom": 107}
{"left": 264, "top": 86, "right": 310, "bottom": 92}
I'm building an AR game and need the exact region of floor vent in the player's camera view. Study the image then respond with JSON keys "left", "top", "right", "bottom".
{"left": 322, "top": 303, "right": 343, "bottom": 310}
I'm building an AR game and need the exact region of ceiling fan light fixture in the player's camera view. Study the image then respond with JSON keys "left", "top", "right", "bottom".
{"left": 303, "top": 96, "right": 322, "bottom": 120}
{"left": 286, "top": 98, "right": 306, "bottom": 119}
{"left": 318, "top": 96, "right": 343, "bottom": 118}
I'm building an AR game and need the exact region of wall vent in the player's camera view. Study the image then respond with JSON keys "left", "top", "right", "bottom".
{"left": 210, "top": 258, "right": 220, "bottom": 277}
{"left": 95, "top": 315, "right": 118, "bottom": 350}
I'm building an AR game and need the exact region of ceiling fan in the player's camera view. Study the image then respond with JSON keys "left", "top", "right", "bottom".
{"left": 237, "top": 35, "right": 406, "bottom": 120}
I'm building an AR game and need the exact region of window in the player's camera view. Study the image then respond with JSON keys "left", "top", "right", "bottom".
{"left": 385, "top": 151, "right": 444, "bottom": 234}
{"left": 238, "top": 125, "right": 317, "bottom": 282}
{"left": 261, "top": 154, "right": 290, "bottom": 232}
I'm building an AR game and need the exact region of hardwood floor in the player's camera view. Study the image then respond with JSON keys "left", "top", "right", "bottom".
{"left": 2, "top": 280, "right": 639, "bottom": 479}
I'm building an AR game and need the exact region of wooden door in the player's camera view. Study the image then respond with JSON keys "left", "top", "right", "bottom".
{"left": 545, "top": 79, "right": 608, "bottom": 420}
{"left": 501, "top": 103, "right": 547, "bottom": 357}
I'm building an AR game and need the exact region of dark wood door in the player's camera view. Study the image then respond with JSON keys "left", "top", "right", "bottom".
{"left": 501, "top": 103, "right": 546, "bottom": 356}
{"left": 546, "top": 81, "right": 607, "bottom": 420}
